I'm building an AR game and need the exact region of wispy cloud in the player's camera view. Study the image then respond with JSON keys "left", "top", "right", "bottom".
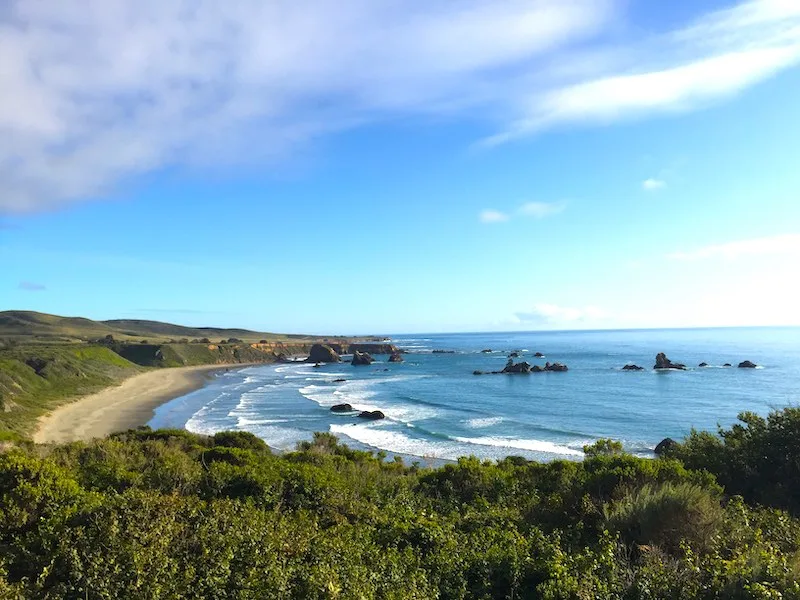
{"left": 667, "top": 233, "right": 800, "bottom": 261}
{"left": 518, "top": 200, "right": 567, "bottom": 218}
{"left": 2, "top": 1, "right": 799, "bottom": 212}
{"left": 515, "top": 303, "right": 607, "bottom": 324}
{"left": 479, "top": 210, "right": 510, "bottom": 224}
{"left": 18, "top": 281, "right": 46, "bottom": 291}
{"left": 480, "top": 201, "right": 566, "bottom": 223}
{"left": 642, "top": 178, "right": 666, "bottom": 191}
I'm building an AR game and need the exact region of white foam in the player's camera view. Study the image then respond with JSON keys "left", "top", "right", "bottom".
{"left": 454, "top": 436, "right": 583, "bottom": 457}
{"left": 465, "top": 416, "right": 504, "bottom": 429}
{"left": 330, "top": 424, "right": 460, "bottom": 459}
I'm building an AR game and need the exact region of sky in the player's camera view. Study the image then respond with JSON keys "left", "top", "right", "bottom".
{"left": 2, "top": 0, "right": 800, "bottom": 335}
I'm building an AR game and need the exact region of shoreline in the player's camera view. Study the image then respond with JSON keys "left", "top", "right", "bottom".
{"left": 32, "top": 364, "right": 252, "bottom": 444}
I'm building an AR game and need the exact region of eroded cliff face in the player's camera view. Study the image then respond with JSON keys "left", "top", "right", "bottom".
{"left": 115, "top": 342, "right": 314, "bottom": 367}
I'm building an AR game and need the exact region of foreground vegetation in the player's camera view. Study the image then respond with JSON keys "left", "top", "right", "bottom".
{"left": 2, "top": 408, "right": 800, "bottom": 599}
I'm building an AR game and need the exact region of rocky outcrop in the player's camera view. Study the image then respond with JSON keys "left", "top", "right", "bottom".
{"left": 508, "top": 352, "right": 519, "bottom": 358}
{"left": 349, "top": 343, "right": 398, "bottom": 355}
{"left": 544, "top": 362, "right": 568, "bottom": 372}
{"left": 534, "top": 352, "right": 544, "bottom": 358}
{"left": 698, "top": 362, "right": 708, "bottom": 367}
{"left": 351, "top": 351, "right": 374, "bottom": 366}
{"left": 738, "top": 360, "right": 757, "bottom": 368}
{"left": 330, "top": 403, "right": 353, "bottom": 412}
{"left": 622, "top": 364, "right": 645, "bottom": 371}
{"left": 502, "top": 360, "right": 532, "bottom": 374}
{"left": 358, "top": 410, "right": 385, "bottom": 420}
{"left": 654, "top": 353, "right": 686, "bottom": 370}
{"left": 654, "top": 438, "right": 678, "bottom": 456}
{"left": 723, "top": 363, "right": 732, "bottom": 367}
{"left": 481, "top": 349, "right": 492, "bottom": 353}
{"left": 306, "top": 344, "right": 341, "bottom": 363}
{"left": 388, "top": 352, "right": 404, "bottom": 363}
{"left": 333, "top": 378, "right": 347, "bottom": 383}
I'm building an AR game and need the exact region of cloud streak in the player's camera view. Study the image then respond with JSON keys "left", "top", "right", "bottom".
{"left": 667, "top": 233, "right": 800, "bottom": 261}
{"left": 642, "top": 178, "right": 666, "bottom": 191}
{"left": 2, "top": 0, "right": 799, "bottom": 212}
{"left": 515, "top": 303, "right": 607, "bottom": 324}
{"left": 18, "top": 281, "right": 46, "bottom": 291}
{"left": 480, "top": 201, "right": 565, "bottom": 224}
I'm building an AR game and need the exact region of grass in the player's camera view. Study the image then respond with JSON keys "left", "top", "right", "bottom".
{"left": 0, "top": 310, "right": 355, "bottom": 344}
{"left": 0, "top": 344, "right": 142, "bottom": 437}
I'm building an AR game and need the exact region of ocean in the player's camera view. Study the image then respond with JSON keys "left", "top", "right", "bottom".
{"left": 149, "top": 327, "right": 800, "bottom": 462}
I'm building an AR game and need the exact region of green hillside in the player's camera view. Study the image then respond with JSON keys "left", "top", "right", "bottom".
{"left": 0, "top": 345, "right": 142, "bottom": 438}
{"left": 0, "top": 310, "right": 343, "bottom": 344}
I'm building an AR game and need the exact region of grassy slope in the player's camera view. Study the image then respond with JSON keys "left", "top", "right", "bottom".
{"left": 0, "top": 345, "right": 142, "bottom": 438}
{"left": 0, "top": 310, "right": 353, "bottom": 344}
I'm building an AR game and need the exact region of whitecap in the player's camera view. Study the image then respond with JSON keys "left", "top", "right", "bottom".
{"left": 453, "top": 436, "right": 584, "bottom": 457}
{"left": 465, "top": 416, "right": 504, "bottom": 428}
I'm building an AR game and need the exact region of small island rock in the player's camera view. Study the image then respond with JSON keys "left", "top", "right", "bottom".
{"left": 622, "top": 364, "right": 645, "bottom": 371}
{"left": 330, "top": 403, "right": 353, "bottom": 413}
{"left": 654, "top": 352, "right": 686, "bottom": 370}
{"left": 481, "top": 349, "right": 493, "bottom": 353}
{"left": 698, "top": 362, "right": 709, "bottom": 367}
{"left": 388, "top": 352, "right": 404, "bottom": 363}
{"left": 534, "top": 352, "right": 545, "bottom": 358}
{"left": 352, "top": 351, "right": 374, "bottom": 366}
{"left": 358, "top": 410, "right": 385, "bottom": 420}
{"left": 544, "top": 362, "right": 569, "bottom": 372}
{"left": 738, "top": 360, "right": 758, "bottom": 368}
{"left": 723, "top": 363, "right": 732, "bottom": 367}
{"left": 307, "top": 344, "right": 341, "bottom": 363}
{"left": 502, "top": 360, "right": 532, "bottom": 374}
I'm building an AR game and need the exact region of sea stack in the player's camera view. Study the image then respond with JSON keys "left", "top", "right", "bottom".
{"left": 654, "top": 353, "right": 686, "bottom": 370}
{"left": 307, "top": 344, "right": 341, "bottom": 363}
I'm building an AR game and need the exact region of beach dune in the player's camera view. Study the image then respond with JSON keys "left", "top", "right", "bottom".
{"left": 33, "top": 365, "right": 226, "bottom": 444}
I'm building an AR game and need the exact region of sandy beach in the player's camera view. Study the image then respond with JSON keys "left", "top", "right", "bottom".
{"left": 33, "top": 365, "right": 230, "bottom": 444}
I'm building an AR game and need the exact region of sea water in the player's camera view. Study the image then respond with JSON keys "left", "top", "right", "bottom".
{"left": 149, "top": 327, "right": 800, "bottom": 462}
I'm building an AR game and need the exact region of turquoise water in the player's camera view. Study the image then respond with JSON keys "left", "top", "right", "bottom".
{"left": 149, "top": 327, "right": 800, "bottom": 462}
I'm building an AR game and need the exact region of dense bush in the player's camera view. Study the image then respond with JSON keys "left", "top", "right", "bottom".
{"left": 1, "top": 408, "right": 800, "bottom": 597}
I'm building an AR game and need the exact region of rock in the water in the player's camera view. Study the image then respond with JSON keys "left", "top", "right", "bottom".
{"left": 312, "top": 362, "right": 322, "bottom": 368}
{"left": 622, "top": 364, "right": 645, "bottom": 371}
{"left": 723, "top": 363, "right": 732, "bottom": 367}
{"left": 654, "top": 438, "right": 678, "bottom": 456}
{"left": 333, "top": 378, "right": 347, "bottom": 383}
{"left": 481, "top": 348, "right": 493, "bottom": 353}
{"left": 531, "top": 365, "right": 544, "bottom": 372}
{"left": 433, "top": 350, "right": 456, "bottom": 354}
{"left": 738, "top": 360, "right": 757, "bottom": 368}
{"left": 330, "top": 403, "right": 353, "bottom": 413}
{"left": 358, "top": 410, "right": 385, "bottom": 420}
{"left": 544, "top": 362, "right": 569, "bottom": 372}
{"left": 508, "top": 352, "right": 519, "bottom": 358}
{"left": 534, "top": 352, "right": 544, "bottom": 358}
{"left": 502, "top": 360, "right": 532, "bottom": 374}
{"left": 654, "top": 352, "right": 686, "bottom": 370}
{"left": 698, "top": 362, "right": 709, "bottom": 367}
{"left": 307, "top": 344, "right": 341, "bottom": 363}
{"left": 388, "top": 352, "right": 404, "bottom": 363}
{"left": 473, "top": 370, "right": 484, "bottom": 375}
{"left": 351, "top": 351, "right": 374, "bottom": 366}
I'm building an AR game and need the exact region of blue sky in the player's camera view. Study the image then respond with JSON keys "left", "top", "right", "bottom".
{"left": 2, "top": 0, "right": 800, "bottom": 334}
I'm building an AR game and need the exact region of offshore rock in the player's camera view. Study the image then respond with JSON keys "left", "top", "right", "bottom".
{"left": 351, "top": 351, "right": 374, "bottom": 366}
{"left": 654, "top": 353, "right": 686, "bottom": 370}
{"left": 358, "top": 410, "right": 385, "bottom": 420}
{"left": 534, "top": 352, "right": 545, "bottom": 358}
{"left": 388, "top": 352, "right": 404, "bottom": 363}
{"left": 654, "top": 438, "right": 678, "bottom": 456}
{"left": 544, "top": 362, "right": 569, "bottom": 372}
{"left": 622, "top": 364, "right": 645, "bottom": 371}
{"left": 738, "top": 360, "right": 758, "bottom": 368}
{"left": 502, "top": 360, "right": 532, "bottom": 374}
{"left": 330, "top": 403, "right": 353, "bottom": 413}
{"left": 307, "top": 344, "right": 341, "bottom": 363}
{"left": 698, "top": 362, "right": 709, "bottom": 367}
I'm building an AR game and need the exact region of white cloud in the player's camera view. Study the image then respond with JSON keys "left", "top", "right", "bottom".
{"left": 479, "top": 210, "right": 509, "bottom": 224}
{"left": 517, "top": 200, "right": 566, "bottom": 218}
{"left": 515, "top": 303, "right": 608, "bottom": 324}
{"left": 484, "top": 1, "right": 800, "bottom": 144}
{"left": 667, "top": 233, "right": 800, "bottom": 261}
{"left": 642, "top": 178, "right": 666, "bottom": 190}
{"left": 2, "top": 0, "right": 800, "bottom": 212}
